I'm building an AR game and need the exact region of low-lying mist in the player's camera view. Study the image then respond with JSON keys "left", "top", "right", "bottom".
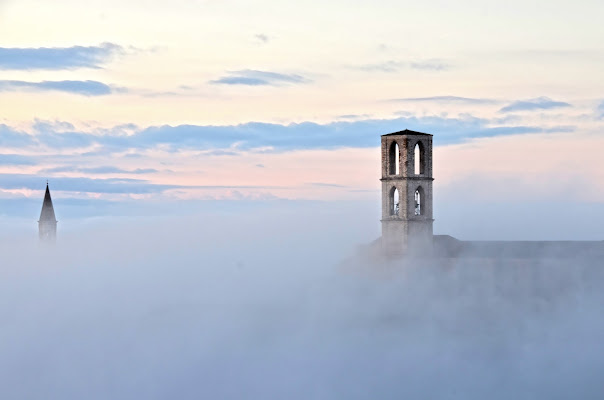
{"left": 1, "top": 204, "right": 603, "bottom": 399}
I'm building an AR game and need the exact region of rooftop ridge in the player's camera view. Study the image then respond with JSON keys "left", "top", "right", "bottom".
{"left": 382, "top": 129, "right": 432, "bottom": 137}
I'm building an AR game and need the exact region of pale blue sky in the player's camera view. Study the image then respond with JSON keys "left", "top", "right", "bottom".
{"left": 0, "top": 0, "right": 602, "bottom": 224}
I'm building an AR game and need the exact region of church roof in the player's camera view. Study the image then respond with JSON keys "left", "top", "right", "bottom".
{"left": 433, "top": 235, "right": 604, "bottom": 258}
{"left": 39, "top": 183, "right": 57, "bottom": 223}
{"left": 382, "top": 129, "right": 432, "bottom": 137}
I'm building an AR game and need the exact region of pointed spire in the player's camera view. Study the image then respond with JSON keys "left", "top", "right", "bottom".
{"left": 39, "top": 182, "right": 57, "bottom": 243}
{"left": 39, "top": 182, "right": 57, "bottom": 223}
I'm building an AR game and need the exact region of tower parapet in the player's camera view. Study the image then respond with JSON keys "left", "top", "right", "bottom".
{"left": 381, "top": 130, "right": 434, "bottom": 256}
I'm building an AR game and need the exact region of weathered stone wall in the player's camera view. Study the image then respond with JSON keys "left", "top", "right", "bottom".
{"left": 381, "top": 220, "right": 409, "bottom": 256}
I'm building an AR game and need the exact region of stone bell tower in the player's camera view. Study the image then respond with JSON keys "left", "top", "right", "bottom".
{"left": 381, "top": 130, "right": 434, "bottom": 256}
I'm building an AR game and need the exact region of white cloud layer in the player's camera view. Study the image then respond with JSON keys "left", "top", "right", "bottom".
{"left": 1, "top": 207, "right": 603, "bottom": 398}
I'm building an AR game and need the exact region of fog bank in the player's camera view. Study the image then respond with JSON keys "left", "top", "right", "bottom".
{"left": 1, "top": 206, "right": 603, "bottom": 399}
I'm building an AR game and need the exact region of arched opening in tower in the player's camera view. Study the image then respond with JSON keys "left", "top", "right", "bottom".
{"left": 414, "top": 187, "right": 424, "bottom": 216}
{"left": 414, "top": 142, "right": 423, "bottom": 175}
{"left": 391, "top": 187, "right": 400, "bottom": 216}
{"left": 389, "top": 142, "right": 399, "bottom": 175}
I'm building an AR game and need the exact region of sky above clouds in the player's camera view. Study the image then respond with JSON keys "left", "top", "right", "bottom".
{"left": 0, "top": 0, "right": 603, "bottom": 235}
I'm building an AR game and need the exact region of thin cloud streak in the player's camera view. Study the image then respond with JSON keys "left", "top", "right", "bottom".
{"left": 597, "top": 101, "right": 604, "bottom": 119}
{"left": 0, "top": 43, "right": 123, "bottom": 70}
{"left": 0, "top": 116, "right": 576, "bottom": 155}
{"left": 356, "top": 60, "right": 405, "bottom": 73}
{"left": 0, "top": 124, "right": 36, "bottom": 147}
{"left": 0, "top": 80, "right": 115, "bottom": 96}
{"left": 210, "top": 70, "right": 310, "bottom": 86}
{"left": 0, "top": 154, "right": 37, "bottom": 166}
{"left": 354, "top": 59, "right": 451, "bottom": 73}
{"left": 0, "top": 173, "right": 288, "bottom": 195}
{"left": 307, "top": 182, "right": 347, "bottom": 188}
{"left": 410, "top": 59, "right": 450, "bottom": 71}
{"left": 338, "top": 114, "right": 372, "bottom": 119}
{"left": 0, "top": 174, "right": 177, "bottom": 194}
{"left": 40, "top": 166, "right": 159, "bottom": 175}
{"left": 389, "top": 96, "right": 498, "bottom": 105}
{"left": 500, "top": 97, "right": 572, "bottom": 113}
{"left": 94, "top": 118, "right": 576, "bottom": 150}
